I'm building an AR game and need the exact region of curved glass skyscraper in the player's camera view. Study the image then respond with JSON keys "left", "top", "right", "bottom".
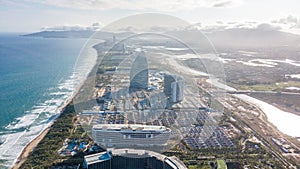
{"left": 129, "top": 52, "right": 149, "bottom": 93}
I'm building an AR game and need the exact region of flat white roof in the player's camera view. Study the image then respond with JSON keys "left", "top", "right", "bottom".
{"left": 109, "top": 148, "right": 165, "bottom": 160}
{"left": 93, "top": 124, "right": 170, "bottom": 132}
{"left": 84, "top": 151, "right": 111, "bottom": 165}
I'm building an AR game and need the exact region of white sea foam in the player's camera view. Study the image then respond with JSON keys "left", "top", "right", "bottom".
{"left": 0, "top": 124, "right": 48, "bottom": 166}
{"left": 49, "top": 92, "right": 69, "bottom": 96}
{"left": 0, "top": 40, "right": 100, "bottom": 168}
{"left": 5, "top": 114, "right": 38, "bottom": 130}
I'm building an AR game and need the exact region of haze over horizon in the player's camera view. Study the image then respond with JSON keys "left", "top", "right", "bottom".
{"left": 1, "top": 1, "right": 300, "bottom": 168}
{"left": 1, "top": 0, "right": 300, "bottom": 35}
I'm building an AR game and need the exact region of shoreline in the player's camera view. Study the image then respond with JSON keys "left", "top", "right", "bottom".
{"left": 10, "top": 41, "right": 102, "bottom": 169}
{"left": 233, "top": 94, "right": 300, "bottom": 138}
{"left": 206, "top": 78, "right": 300, "bottom": 138}
{"left": 11, "top": 127, "right": 50, "bottom": 169}
{"left": 11, "top": 98, "right": 73, "bottom": 169}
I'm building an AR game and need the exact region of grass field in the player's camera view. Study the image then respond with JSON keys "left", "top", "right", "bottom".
{"left": 217, "top": 160, "right": 227, "bottom": 169}
{"left": 233, "top": 81, "right": 300, "bottom": 91}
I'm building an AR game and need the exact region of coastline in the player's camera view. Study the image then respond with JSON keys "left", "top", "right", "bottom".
{"left": 10, "top": 40, "right": 102, "bottom": 169}
{"left": 11, "top": 127, "right": 50, "bottom": 169}
{"left": 11, "top": 98, "right": 73, "bottom": 169}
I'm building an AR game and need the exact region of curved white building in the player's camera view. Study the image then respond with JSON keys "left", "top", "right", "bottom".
{"left": 83, "top": 148, "right": 188, "bottom": 169}
{"left": 92, "top": 124, "right": 171, "bottom": 147}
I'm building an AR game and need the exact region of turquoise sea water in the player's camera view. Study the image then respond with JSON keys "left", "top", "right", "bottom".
{"left": 0, "top": 33, "right": 93, "bottom": 167}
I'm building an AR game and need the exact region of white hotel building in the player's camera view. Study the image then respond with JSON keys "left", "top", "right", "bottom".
{"left": 92, "top": 124, "right": 171, "bottom": 147}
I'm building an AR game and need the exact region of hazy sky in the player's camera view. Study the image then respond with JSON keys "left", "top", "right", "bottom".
{"left": 1, "top": 0, "right": 300, "bottom": 34}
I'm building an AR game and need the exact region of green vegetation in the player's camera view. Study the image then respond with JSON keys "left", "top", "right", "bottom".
{"left": 188, "top": 165, "right": 198, "bottom": 169}
{"left": 217, "top": 160, "right": 227, "bottom": 169}
{"left": 20, "top": 103, "right": 91, "bottom": 168}
{"left": 188, "top": 164, "right": 211, "bottom": 169}
{"left": 232, "top": 81, "right": 300, "bottom": 91}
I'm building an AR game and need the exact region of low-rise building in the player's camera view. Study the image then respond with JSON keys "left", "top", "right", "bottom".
{"left": 92, "top": 124, "right": 171, "bottom": 147}
{"left": 83, "top": 149, "right": 187, "bottom": 169}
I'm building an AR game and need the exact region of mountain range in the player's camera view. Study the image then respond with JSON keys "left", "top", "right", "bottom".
{"left": 24, "top": 27, "right": 300, "bottom": 49}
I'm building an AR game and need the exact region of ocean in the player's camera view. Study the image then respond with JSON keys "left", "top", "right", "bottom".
{"left": 0, "top": 33, "right": 98, "bottom": 168}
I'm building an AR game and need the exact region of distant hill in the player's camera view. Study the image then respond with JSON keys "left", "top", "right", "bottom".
{"left": 166, "top": 28, "right": 300, "bottom": 49}
{"left": 24, "top": 30, "right": 135, "bottom": 40}
{"left": 207, "top": 28, "right": 300, "bottom": 49}
{"left": 24, "top": 28, "right": 300, "bottom": 49}
{"left": 24, "top": 30, "right": 96, "bottom": 38}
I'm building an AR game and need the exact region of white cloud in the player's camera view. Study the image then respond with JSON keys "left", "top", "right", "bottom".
{"left": 185, "top": 23, "right": 202, "bottom": 30}
{"left": 42, "top": 22, "right": 102, "bottom": 31}
{"left": 26, "top": 0, "right": 242, "bottom": 11}
{"left": 187, "top": 21, "right": 282, "bottom": 33}
{"left": 201, "top": 25, "right": 229, "bottom": 32}
{"left": 256, "top": 23, "right": 281, "bottom": 31}
{"left": 193, "top": 21, "right": 257, "bottom": 32}
{"left": 291, "top": 23, "right": 300, "bottom": 29}
{"left": 273, "top": 15, "right": 299, "bottom": 24}
{"left": 272, "top": 15, "right": 300, "bottom": 29}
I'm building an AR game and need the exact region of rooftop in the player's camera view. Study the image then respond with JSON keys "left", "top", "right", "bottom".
{"left": 93, "top": 124, "right": 170, "bottom": 132}
{"left": 84, "top": 148, "right": 188, "bottom": 169}
{"left": 84, "top": 151, "right": 112, "bottom": 165}
{"left": 110, "top": 148, "right": 165, "bottom": 160}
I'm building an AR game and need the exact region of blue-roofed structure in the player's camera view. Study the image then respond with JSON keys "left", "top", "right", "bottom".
{"left": 83, "top": 151, "right": 112, "bottom": 169}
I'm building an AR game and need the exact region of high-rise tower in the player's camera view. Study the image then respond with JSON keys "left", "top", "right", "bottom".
{"left": 129, "top": 52, "right": 149, "bottom": 93}
{"left": 163, "top": 74, "right": 184, "bottom": 104}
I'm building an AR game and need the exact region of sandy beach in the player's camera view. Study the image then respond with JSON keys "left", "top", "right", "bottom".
{"left": 10, "top": 41, "right": 101, "bottom": 169}
{"left": 10, "top": 93, "right": 77, "bottom": 169}
{"left": 10, "top": 96, "right": 74, "bottom": 169}
{"left": 11, "top": 127, "right": 50, "bottom": 169}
